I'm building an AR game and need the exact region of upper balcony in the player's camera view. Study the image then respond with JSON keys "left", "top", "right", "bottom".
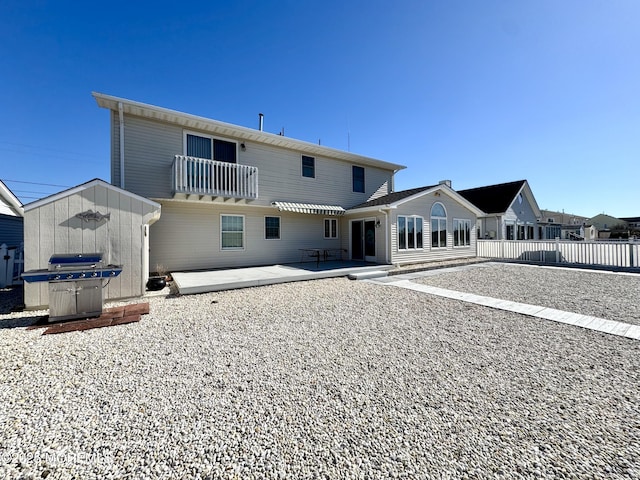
{"left": 172, "top": 155, "right": 258, "bottom": 201}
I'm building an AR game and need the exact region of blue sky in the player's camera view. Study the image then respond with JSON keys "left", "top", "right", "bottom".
{"left": 1, "top": 0, "right": 638, "bottom": 217}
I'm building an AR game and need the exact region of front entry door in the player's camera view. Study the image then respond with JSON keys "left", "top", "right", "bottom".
{"left": 351, "top": 220, "right": 376, "bottom": 262}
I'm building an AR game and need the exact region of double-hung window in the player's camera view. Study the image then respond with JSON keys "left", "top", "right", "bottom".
{"left": 221, "top": 215, "right": 244, "bottom": 250}
{"left": 265, "top": 216, "right": 280, "bottom": 240}
{"left": 324, "top": 218, "right": 338, "bottom": 239}
{"left": 453, "top": 219, "right": 471, "bottom": 247}
{"left": 398, "top": 215, "right": 423, "bottom": 250}
{"left": 431, "top": 203, "right": 447, "bottom": 248}
{"left": 352, "top": 166, "right": 365, "bottom": 193}
{"left": 302, "top": 155, "right": 315, "bottom": 178}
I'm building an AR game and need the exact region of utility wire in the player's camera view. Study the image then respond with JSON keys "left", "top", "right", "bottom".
{"left": 1, "top": 179, "right": 71, "bottom": 188}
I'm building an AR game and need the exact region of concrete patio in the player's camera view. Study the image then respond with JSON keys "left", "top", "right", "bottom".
{"left": 170, "top": 261, "right": 392, "bottom": 295}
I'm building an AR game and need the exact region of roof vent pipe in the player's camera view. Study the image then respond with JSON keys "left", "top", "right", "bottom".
{"left": 258, "top": 113, "right": 264, "bottom": 131}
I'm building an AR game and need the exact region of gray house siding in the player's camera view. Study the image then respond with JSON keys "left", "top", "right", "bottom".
{"left": 149, "top": 202, "right": 343, "bottom": 271}
{"left": 0, "top": 214, "right": 23, "bottom": 247}
{"left": 502, "top": 195, "right": 539, "bottom": 239}
{"left": 112, "top": 113, "right": 393, "bottom": 207}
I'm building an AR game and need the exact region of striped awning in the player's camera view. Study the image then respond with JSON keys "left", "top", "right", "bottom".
{"left": 272, "top": 202, "right": 346, "bottom": 216}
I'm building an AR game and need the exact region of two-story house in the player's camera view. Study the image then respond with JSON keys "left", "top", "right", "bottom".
{"left": 93, "top": 93, "right": 482, "bottom": 273}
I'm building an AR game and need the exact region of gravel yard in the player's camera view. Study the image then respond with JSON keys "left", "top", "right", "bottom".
{"left": 1, "top": 272, "right": 639, "bottom": 479}
{"left": 413, "top": 262, "right": 640, "bottom": 326}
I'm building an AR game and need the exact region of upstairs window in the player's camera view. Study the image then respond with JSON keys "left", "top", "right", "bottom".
{"left": 352, "top": 166, "right": 365, "bottom": 193}
{"left": 302, "top": 155, "right": 315, "bottom": 178}
{"left": 431, "top": 203, "right": 447, "bottom": 248}
{"left": 186, "top": 132, "right": 237, "bottom": 163}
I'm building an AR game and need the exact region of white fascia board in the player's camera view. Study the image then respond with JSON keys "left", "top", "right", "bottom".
{"left": 346, "top": 205, "right": 397, "bottom": 215}
{"left": 24, "top": 178, "right": 161, "bottom": 213}
{"left": 92, "top": 92, "right": 406, "bottom": 172}
{"left": 0, "top": 180, "right": 24, "bottom": 216}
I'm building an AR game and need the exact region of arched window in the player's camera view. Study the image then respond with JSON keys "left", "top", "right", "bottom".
{"left": 431, "top": 203, "right": 447, "bottom": 248}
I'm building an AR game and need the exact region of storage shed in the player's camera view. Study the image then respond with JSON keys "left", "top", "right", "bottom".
{"left": 23, "top": 179, "right": 161, "bottom": 309}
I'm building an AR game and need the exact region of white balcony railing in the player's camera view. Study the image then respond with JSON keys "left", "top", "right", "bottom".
{"left": 172, "top": 155, "right": 258, "bottom": 200}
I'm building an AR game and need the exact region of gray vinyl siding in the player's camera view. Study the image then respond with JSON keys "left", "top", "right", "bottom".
{"left": 23, "top": 184, "right": 159, "bottom": 309}
{"left": 0, "top": 215, "right": 23, "bottom": 246}
{"left": 149, "top": 202, "right": 343, "bottom": 271}
{"left": 503, "top": 195, "right": 539, "bottom": 239}
{"left": 390, "top": 193, "right": 477, "bottom": 265}
{"left": 114, "top": 114, "right": 393, "bottom": 207}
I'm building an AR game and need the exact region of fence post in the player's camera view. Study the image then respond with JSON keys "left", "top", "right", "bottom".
{"left": 555, "top": 237, "right": 560, "bottom": 264}
{"left": 0, "top": 243, "right": 10, "bottom": 288}
{"left": 630, "top": 239, "right": 634, "bottom": 268}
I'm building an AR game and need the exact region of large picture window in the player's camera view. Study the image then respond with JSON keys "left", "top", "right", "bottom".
{"left": 221, "top": 215, "right": 244, "bottom": 250}
{"left": 431, "top": 203, "right": 447, "bottom": 248}
{"left": 453, "top": 219, "right": 471, "bottom": 247}
{"left": 398, "top": 215, "right": 423, "bottom": 250}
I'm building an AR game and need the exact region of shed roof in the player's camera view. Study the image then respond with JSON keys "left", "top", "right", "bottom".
{"left": 23, "top": 178, "right": 161, "bottom": 217}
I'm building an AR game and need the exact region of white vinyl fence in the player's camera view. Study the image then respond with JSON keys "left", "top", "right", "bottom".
{"left": 0, "top": 243, "right": 24, "bottom": 288}
{"left": 478, "top": 239, "right": 640, "bottom": 269}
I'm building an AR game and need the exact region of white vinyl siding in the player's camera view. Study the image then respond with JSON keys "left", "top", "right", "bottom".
{"left": 149, "top": 203, "right": 343, "bottom": 271}
{"left": 115, "top": 114, "right": 395, "bottom": 208}
{"left": 390, "top": 194, "right": 478, "bottom": 265}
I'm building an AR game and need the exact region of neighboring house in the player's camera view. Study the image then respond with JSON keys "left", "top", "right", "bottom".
{"left": 93, "top": 93, "right": 482, "bottom": 270}
{"left": 458, "top": 180, "right": 542, "bottom": 240}
{"left": 538, "top": 209, "right": 590, "bottom": 240}
{"left": 22, "top": 179, "right": 161, "bottom": 309}
{"left": 620, "top": 217, "right": 640, "bottom": 235}
{"left": 587, "top": 214, "right": 627, "bottom": 232}
{"left": 0, "top": 179, "right": 24, "bottom": 247}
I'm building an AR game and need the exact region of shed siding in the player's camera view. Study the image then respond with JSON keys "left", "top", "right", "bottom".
{"left": 389, "top": 192, "right": 477, "bottom": 265}
{"left": 115, "top": 114, "right": 393, "bottom": 208}
{"left": 149, "top": 202, "right": 343, "bottom": 271}
{"left": 24, "top": 184, "right": 159, "bottom": 309}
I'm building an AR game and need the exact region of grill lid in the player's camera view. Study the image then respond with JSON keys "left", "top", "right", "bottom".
{"left": 49, "top": 253, "right": 104, "bottom": 271}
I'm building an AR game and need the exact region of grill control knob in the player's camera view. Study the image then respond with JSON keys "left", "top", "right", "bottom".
{"left": 67, "top": 273, "right": 73, "bottom": 279}
{"left": 92, "top": 272, "right": 98, "bottom": 277}
{"left": 110, "top": 271, "right": 116, "bottom": 276}
{"left": 79, "top": 272, "right": 86, "bottom": 278}
{"left": 54, "top": 275, "right": 61, "bottom": 280}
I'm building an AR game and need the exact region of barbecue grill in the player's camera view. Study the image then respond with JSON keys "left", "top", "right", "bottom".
{"left": 22, "top": 253, "right": 122, "bottom": 322}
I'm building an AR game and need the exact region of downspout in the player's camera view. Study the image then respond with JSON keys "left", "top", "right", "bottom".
{"left": 118, "top": 102, "right": 125, "bottom": 188}
{"left": 379, "top": 208, "right": 390, "bottom": 264}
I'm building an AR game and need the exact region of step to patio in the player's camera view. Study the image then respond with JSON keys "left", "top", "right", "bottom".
{"left": 348, "top": 270, "right": 389, "bottom": 280}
